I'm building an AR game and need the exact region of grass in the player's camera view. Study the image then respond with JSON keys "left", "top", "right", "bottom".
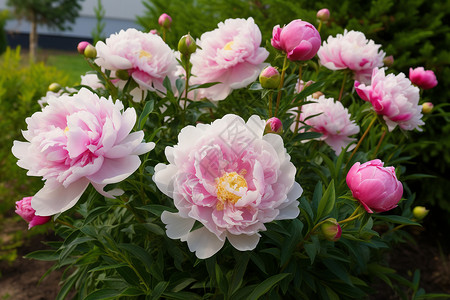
{"left": 44, "top": 51, "right": 92, "bottom": 85}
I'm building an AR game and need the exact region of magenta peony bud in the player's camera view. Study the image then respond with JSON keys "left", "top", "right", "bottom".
{"left": 346, "top": 159, "right": 403, "bottom": 213}
{"left": 271, "top": 19, "right": 321, "bottom": 61}
{"left": 178, "top": 34, "right": 197, "bottom": 56}
{"left": 48, "top": 82, "right": 61, "bottom": 92}
{"left": 316, "top": 8, "right": 330, "bottom": 22}
{"left": 150, "top": 29, "right": 159, "bottom": 35}
{"left": 15, "top": 197, "right": 51, "bottom": 229}
{"left": 412, "top": 206, "right": 429, "bottom": 220}
{"left": 158, "top": 13, "right": 172, "bottom": 29}
{"left": 383, "top": 55, "right": 394, "bottom": 67}
{"left": 77, "top": 41, "right": 90, "bottom": 54}
{"left": 265, "top": 117, "right": 283, "bottom": 134}
{"left": 259, "top": 66, "right": 281, "bottom": 89}
{"left": 84, "top": 44, "right": 97, "bottom": 58}
{"left": 320, "top": 218, "right": 341, "bottom": 241}
{"left": 409, "top": 67, "right": 438, "bottom": 90}
{"left": 422, "top": 102, "right": 434, "bottom": 114}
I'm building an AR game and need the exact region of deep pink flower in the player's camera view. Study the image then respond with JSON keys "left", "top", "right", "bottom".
{"left": 346, "top": 159, "right": 403, "bottom": 213}
{"left": 318, "top": 30, "right": 385, "bottom": 84}
{"left": 271, "top": 20, "right": 321, "bottom": 61}
{"left": 77, "top": 41, "right": 90, "bottom": 54}
{"left": 12, "top": 88, "right": 154, "bottom": 216}
{"left": 290, "top": 95, "right": 360, "bottom": 155}
{"left": 15, "top": 197, "right": 51, "bottom": 229}
{"left": 189, "top": 18, "right": 269, "bottom": 101}
{"left": 95, "top": 28, "right": 178, "bottom": 96}
{"left": 154, "top": 114, "right": 302, "bottom": 258}
{"left": 355, "top": 68, "right": 424, "bottom": 132}
{"left": 265, "top": 117, "right": 283, "bottom": 134}
{"left": 409, "top": 67, "right": 438, "bottom": 90}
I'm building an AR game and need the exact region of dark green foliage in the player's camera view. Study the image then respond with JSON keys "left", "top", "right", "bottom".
{"left": 0, "top": 10, "right": 9, "bottom": 54}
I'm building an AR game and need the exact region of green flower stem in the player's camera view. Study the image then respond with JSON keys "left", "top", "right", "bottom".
{"left": 55, "top": 219, "right": 76, "bottom": 229}
{"left": 85, "top": 58, "right": 118, "bottom": 100}
{"left": 372, "top": 128, "right": 387, "bottom": 159}
{"left": 317, "top": 20, "right": 323, "bottom": 33}
{"left": 338, "top": 71, "right": 348, "bottom": 102}
{"left": 338, "top": 205, "right": 365, "bottom": 225}
{"left": 348, "top": 113, "right": 378, "bottom": 162}
{"left": 268, "top": 90, "right": 273, "bottom": 118}
{"left": 274, "top": 55, "right": 289, "bottom": 117}
{"left": 294, "top": 64, "right": 304, "bottom": 133}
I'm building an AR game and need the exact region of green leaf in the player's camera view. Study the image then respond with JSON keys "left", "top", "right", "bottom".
{"left": 280, "top": 219, "right": 303, "bottom": 266}
{"left": 215, "top": 264, "right": 229, "bottom": 296}
{"left": 84, "top": 289, "right": 122, "bottom": 300}
{"left": 24, "top": 250, "right": 59, "bottom": 261}
{"left": 249, "top": 82, "right": 262, "bottom": 90}
{"left": 188, "top": 81, "right": 221, "bottom": 91}
{"left": 118, "top": 243, "right": 154, "bottom": 274}
{"left": 152, "top": 281, "right": 169, "bottom": 300}
{"left": 229, "top": 252, "right": 250, "bottom": 296}
{"left": 315, "top": 180, "right": 335, "bottom": 222}
{"left": 138, "top": 99, "right": 155, "bottom": 130}
{"left": 120, "top": 287, "right": 145, "bottom": 296}
{"left": 88, "top": 263, "right": 128, "bottom": 273}
{"left": 83, "top": 206, "right": 111, "bottom": 225}
{"left": 138, "top": 204, "right": 176, "bottom": 217}
{"left": 163, "top": 76, "right": 173, "bottom": 95}
{"left": 247, "top": 273, "right": 290, "bottom": 300}
{"left": 175, "top": 78, "right": 186, "bottom": 95}
{"left": 374, "top": 215, "right": 420, "bottom": 226}
{"left": 55, "top": 270, "right": 79, "bottom": 300}
{"left": 162, "top": 291, "right": 203, "bottom": 300}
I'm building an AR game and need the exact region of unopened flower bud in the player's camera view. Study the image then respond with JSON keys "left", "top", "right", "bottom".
{"left": 422, "top": 102, "right": 434, "bottom": 114}
{"left": 150, "top": 29, "right": 159, "bottom": 35}
{"left": 48, "top": 82, "right": 61, "bottom": 93}
{"left": 178, "top": 34, "right": 197, "bottom": 56}
{"left": 383, "top": 55, "right": 394, "bottom": 67}
{"left": 321, "top": 218, "right": 341, "bottom": 241}
{"left": 265, "top": 117, "right": 283, "bottom": 134}
{"left": 116, "top": 69, "right": 130, "bottom": 81}
{"left": 312, "top": 91, "right": 324, "bottom": 99}
{"left": 77, "top": 41, "right": 90, "bottom": 54}
{"left": 158, "top": 13, "right": 172, "bottom": 29}
{"left": 15, "top": 197, "right": 51, "bottom": 229}
{"left": 259, "top": 66, "right": 281, "bottom": 89}
{"left": 413, "top": 206, "right": 429, "bottom": 220}
{"left": 84, "top": 44, "right": 97, "bottom": 58}
{"left": 316, "top": 8, "right": 330, "bottom": 22}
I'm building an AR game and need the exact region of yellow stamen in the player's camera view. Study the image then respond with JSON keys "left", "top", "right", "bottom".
{"left": 223, "top": 41, "right": 234, "bottom": 50}
{"left": 64, "top": 127, "right": 69, "bottom": 133}
{"left": 139, "top": 50, "right": 152, "bottom": 59}
{"left": 216, "top": 171, "right": 247, "bottom": 211}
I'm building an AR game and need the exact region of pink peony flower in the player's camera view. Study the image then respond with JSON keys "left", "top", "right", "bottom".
{"left": 355, "top": 68, "right": 424, "bottom": 132}
{"left": 15, "top": 197, "right": 51, "bottom": 229}
{"left": 317, "top": 30, "right": 385, "bottom": 84}
{"left": 265, "top": 117, "right": 283, "bottom": 134}
{"left": 409, "top": 67, "right": 438, "bottom": 90}
{"left": 95, "top": 28, "right": 178, "bottom": 96}
{"left": 12, "top": 88, "right": 155, "bottom": 216}
{"left": 158, "top": 13, "right": 172, "bottom": 29}
{"left": 346, "top": 159, "right": 403, "bottom": 213}
{"left": 189, "top": 18, "right": 269, "bottom": 101}
{"left": 290, "top": 95, "right": 360, "bottom": 155}
{"left": 154, "top": 114, "right": 302, "bottom": 259}
{"left": 271, "top": 20, "right": 321, "bottom": 61}
{"left": 81, "top": 73, "right": 105, "bottom": 90}
{"left": 259, "top": 66, "right": 280, "bottom": 89}
{"left": 316, "top": 9, "right": 330, "bottom": 22}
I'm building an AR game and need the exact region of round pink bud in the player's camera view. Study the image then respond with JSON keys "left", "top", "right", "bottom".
{"left": 15, "top": 197, "right": 51, "bottom": 229}
{"left": 158, "top": 13, "right": 172, "bottom": 29}
{"left": 412, "top": 206, "right": 429, "bottom": 220}
{"left": 77, "top": 41, "right": 90, "bottom": 54}
{"left": 271, "top": 19, "right": 321, "bottom": 61}
{"left": 265, "top": 117, "right": 283, "bottom": 134}
{"left": 259, "top": 66, "right": 281, "bottom": 89}
{"left": 346, "top": 159, "right": 403, "bottom": 213}
{"left": 383, "top": 55, "right": 394, "bottom": 67}
{"left": 409, "top": 67, "right": 438, "bottom": 90}
{"left": 422, "top": 102, "right": 434, "bottom": 114}
{"left": 150, "top": 29, "right": 159, "bottom": 35}
{"left": 316, "top": 8, "right": 330, "bottom": 22}
{"left": 320, "top": 218, "right": 341, "bottom": 241}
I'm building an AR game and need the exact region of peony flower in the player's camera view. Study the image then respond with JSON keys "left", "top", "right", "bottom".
{"left": 346, "top": 159, "right": 403, "bottom": 213}
{"left": 15, "top": 197, "right": 51, "bottom": 229}
{"left": 271, "top": 19, "right": 321, "bottom": 61}
{"left": 265, "top": 117, "right": 283, "bottom": 134}
{"left": 154, "top": 114, "right": 302, "bottom": 259}
{"left": 12, "top": 88, "right": 155, "bottom": 216}
{"left": 317, "top": 30, "right": 385, "bottom": 84}
{"left": 189, "top": 18, "right": 269, "bottom": 101}
{"left": 158, "top": 13, "right": 172, "bottom": 29}
{"left": 95, "top": 28, "right": 178, "bottom": 96}
{"left": 355, "top": 68, "right": 424, "bottom": 132}
{"left": 290, "top": 95, "right": 360, "bottom": 155}
{"left": 316, "top": 9, "right": 330, "bottom": 22}
{"left": 409, "top": 67, "right": 438, "bottom": 90}
{"left": 259, "top": 66, "right": 280, "bottom": 89}
{"left": 81, "top": 73, "right": 105, "bottom": 90}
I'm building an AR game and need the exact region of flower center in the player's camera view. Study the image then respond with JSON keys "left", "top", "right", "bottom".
{"left": 216, "top": 171, "right": 247, "bottom": 210}
{"left": 64, "top": 126, "right": 69, "bottom": 133}
{"left": 139, "top": 50, "right": 152, "bottom": 59}
{"left": 223, "top": 41, "right": 234, "bottom": 50}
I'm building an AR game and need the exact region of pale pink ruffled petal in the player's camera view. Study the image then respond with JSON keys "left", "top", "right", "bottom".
{"left": 185, "top": 227, "right": 225, "bottom": 259}
{"left": 227, "top": 232, "right": 260, "bottom": 251}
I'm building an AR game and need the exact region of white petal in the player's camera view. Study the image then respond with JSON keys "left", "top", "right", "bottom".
{"left": 186, "top": 226, "right": 225, "bottom": 259}
{"left": 275, "top": 182, "right": 302, "bottom": 220}
{"left": 227, "top": 233, "right": 260, "bottom": 251}
{"left": 153, "top": 163, "right": 178, "bottom": 197}
{"left": 32, "top": 179, "right": 90, "bottom": 216}
{"left": 246, "top": 115, "right": 266, "bottom": 138}
{"left": 91, "top": 182, "right": 124, "bottom": 198}
{"left": 116, "top": 108, "right": 137, "bottom": 142}
{"left": 161, "top": 211, "right": 195, "bottom": 239}
{"left": 87, "top": 156, "right": 141, "bottom": 185}
{"left": 132, "top": 142, "right": 155, "bottom": 156}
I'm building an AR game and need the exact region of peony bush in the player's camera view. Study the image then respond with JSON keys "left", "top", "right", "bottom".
{"left": 11, "top": 11, "right": 445, "bottom": 299}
